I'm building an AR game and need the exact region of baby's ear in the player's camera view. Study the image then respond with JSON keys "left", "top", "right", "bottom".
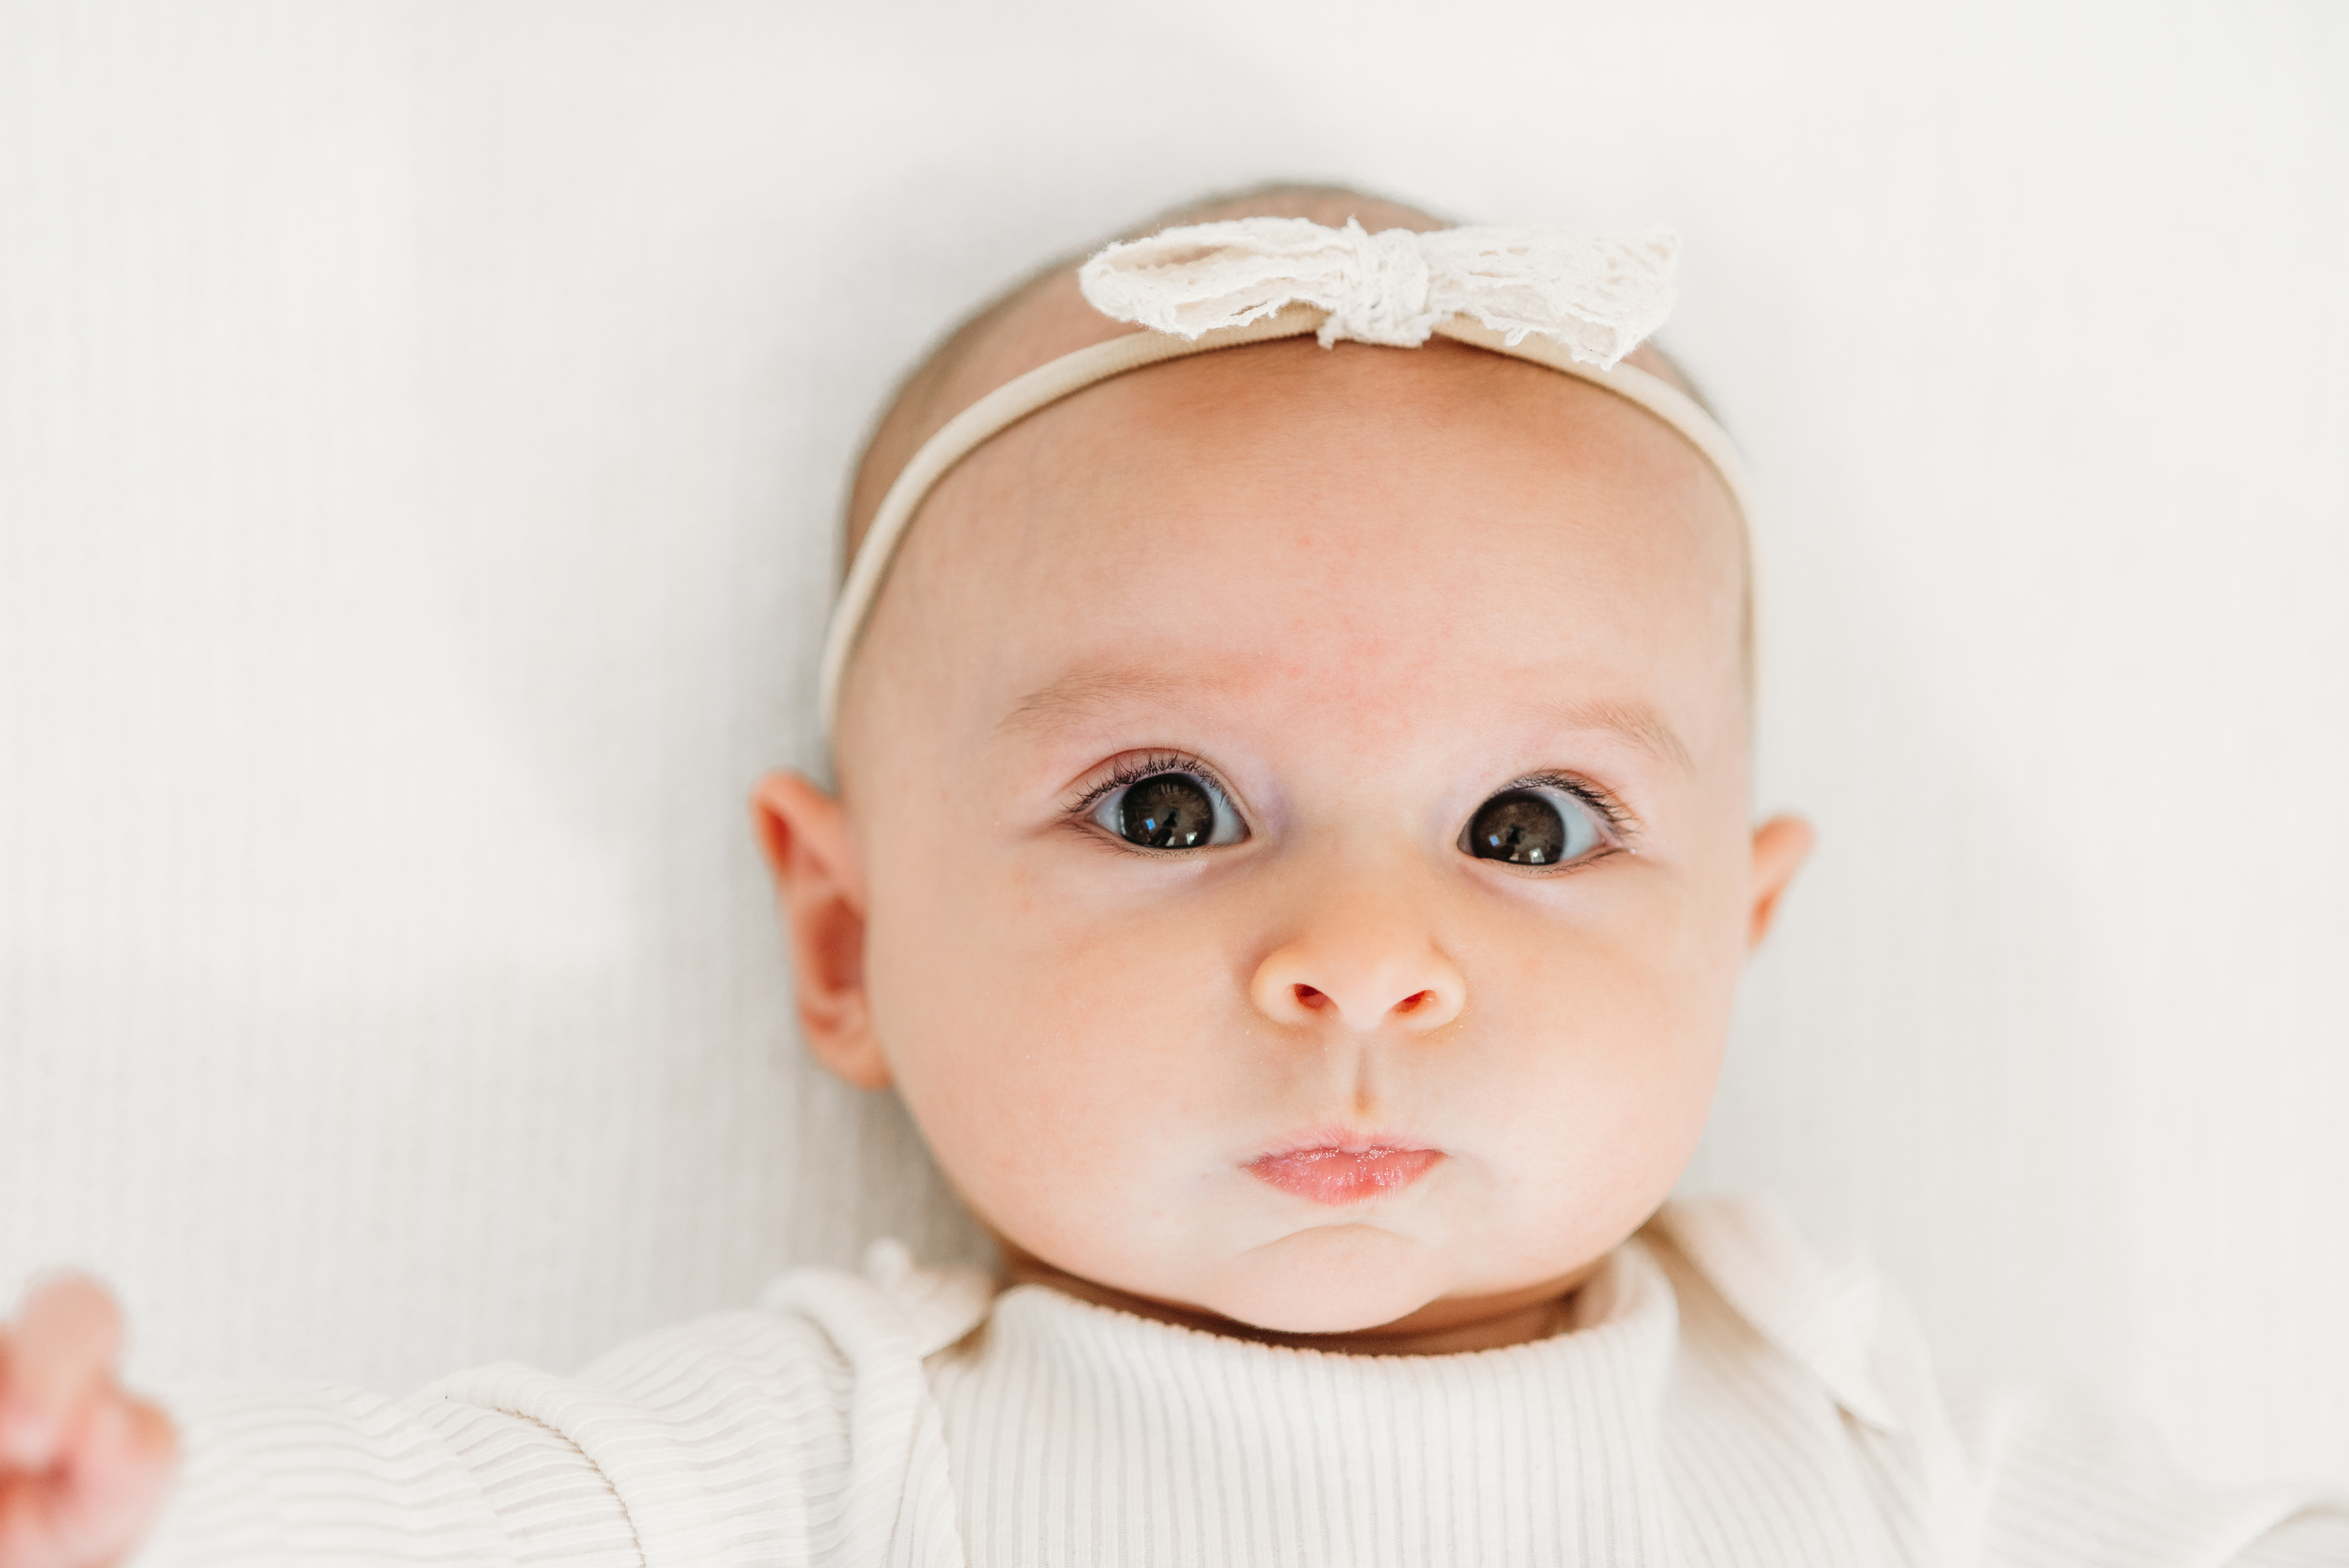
{"left": 1745, "top": 815, "right": 1814, "bottom": 950}
{"left": 750, "top": 771, "right": 891, "bottom": 1090}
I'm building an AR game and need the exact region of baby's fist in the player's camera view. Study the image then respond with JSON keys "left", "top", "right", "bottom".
{"left": 0, "top": 1276, "right": 176, "bottom": 1568}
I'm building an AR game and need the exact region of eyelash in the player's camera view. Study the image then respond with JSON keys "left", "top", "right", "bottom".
{"left": 1065, "top": 750, "right": 1242, "bottom": 823}
{"left": 1504, "top": 770, "right": 1639, "bottom": 845}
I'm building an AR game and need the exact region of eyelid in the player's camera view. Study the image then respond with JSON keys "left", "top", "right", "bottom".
{"left": 1062, "top": 749, "right": 1245, "bottom": 820}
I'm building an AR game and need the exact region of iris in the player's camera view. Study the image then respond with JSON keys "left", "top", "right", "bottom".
{"left": 1467, "top": 789, "right": 1573, "bottom": 866}
{"left": 1117, "top": 773, "right": 1217, "bottom": 849}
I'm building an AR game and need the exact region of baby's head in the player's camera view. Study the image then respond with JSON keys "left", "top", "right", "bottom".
{"left": 756, "top": 186, "right": 1811, "bottom": 1353}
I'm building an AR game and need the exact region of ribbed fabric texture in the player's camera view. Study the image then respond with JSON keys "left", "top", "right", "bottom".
{"left": 136, "top": 1198, "right": 2345, "bottom": 1567}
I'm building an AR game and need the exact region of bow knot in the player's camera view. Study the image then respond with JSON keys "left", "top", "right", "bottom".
{"left": 1342, "top": 223, "right": 1439, "bottom": 346}
{"left": 1079, "top": 216, "right": 1678, "bottom": 368}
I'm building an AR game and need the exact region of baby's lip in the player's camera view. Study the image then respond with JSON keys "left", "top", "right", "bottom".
{"left": 1246, "top": 1132, "right": 1443, "bottom": 1206}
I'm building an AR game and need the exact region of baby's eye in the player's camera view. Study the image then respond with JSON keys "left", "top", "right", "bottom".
{"left": 1461, "top": 785, "right": 1608, "bottom": 868}
{"left": 1090, "top": 770, "right": 1247, "bottom": 850}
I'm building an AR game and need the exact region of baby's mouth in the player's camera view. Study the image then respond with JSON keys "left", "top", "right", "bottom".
{"left": 1246, "top": 1140, "right": 1443, "bottom": 1206}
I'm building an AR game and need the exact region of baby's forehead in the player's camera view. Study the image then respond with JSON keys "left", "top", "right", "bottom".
{"left": 851, "top": 331, "right": 1751, "bottom": 780}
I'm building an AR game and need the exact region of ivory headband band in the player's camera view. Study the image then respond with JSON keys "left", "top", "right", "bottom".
{"left": 818, "top": 217, "right": 1757, "bottom": 737}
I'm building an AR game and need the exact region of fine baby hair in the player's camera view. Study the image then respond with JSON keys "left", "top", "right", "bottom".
{"left": 0, "top": 181, "right": 2341, "bottom": 1568}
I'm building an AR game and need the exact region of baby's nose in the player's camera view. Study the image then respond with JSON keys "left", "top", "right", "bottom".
{"left": 1247, "top": 916, "right": 1466, "bottom": 1034}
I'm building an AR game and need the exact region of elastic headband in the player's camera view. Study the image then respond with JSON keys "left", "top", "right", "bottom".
{"left": 819, "top": 217, "right": 1756, "bottom": 737}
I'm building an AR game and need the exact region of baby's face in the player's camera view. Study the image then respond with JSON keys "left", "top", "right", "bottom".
{"left": 765, "top": 333, "right": 1805, "bottom": 1346}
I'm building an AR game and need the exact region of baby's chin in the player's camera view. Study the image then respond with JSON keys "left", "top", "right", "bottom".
{"left": 1195, "top": 1223, "right": 1482, "bottom": 1337}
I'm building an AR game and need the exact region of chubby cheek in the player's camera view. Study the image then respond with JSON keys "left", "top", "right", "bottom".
{"left": 1446, "top": 877, "right": 1741, "bottom": 1278}
{"left": 861, "top": 835, "right": 1230, "bottom": 1262}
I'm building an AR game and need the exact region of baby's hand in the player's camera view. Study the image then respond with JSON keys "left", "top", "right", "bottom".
{"left": 0, "top": 1276, "right": 176, "bottom": 1568}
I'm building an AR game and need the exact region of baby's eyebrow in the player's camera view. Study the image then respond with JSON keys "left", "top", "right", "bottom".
{"left": 1531, "top": 695, "right": 1696, "bottom": 775}
{"left": 995, "top": 666, "right": 1222, "bottom": 739}
{"left": 999, "top": 669, "right": 1693, "bottom": 774}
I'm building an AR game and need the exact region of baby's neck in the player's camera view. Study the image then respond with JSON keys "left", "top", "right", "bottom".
{"left": 994, "top": 1247, "right": 1600, "bottom": 1357}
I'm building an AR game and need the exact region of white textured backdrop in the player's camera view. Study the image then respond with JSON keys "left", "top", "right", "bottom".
{"left": 3, "top": 0, "right": 2343, "bottom": 1491}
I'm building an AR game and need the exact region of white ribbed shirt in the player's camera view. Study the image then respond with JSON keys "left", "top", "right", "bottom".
{"left": 138, "top": 1198, "right": 2347, "bottom": 1566}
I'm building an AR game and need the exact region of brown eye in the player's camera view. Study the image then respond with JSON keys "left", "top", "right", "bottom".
{"left": 1086, "top": 763, "right": 1248, "bottom": 852}
{"left": 1115, "top": 772, "right": 1218, "bottom": 849}
{"left": 1464, "top": 787, "right": 1599, "bottom": 867}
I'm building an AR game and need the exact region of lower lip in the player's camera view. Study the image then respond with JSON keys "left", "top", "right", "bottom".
{"left": 1247, "top": 1146, "right": 1442, "bottom": 1206}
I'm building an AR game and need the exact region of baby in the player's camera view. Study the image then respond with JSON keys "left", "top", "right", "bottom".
{"left": 0, "top": 185, "right": 2340, "bottom": 1567}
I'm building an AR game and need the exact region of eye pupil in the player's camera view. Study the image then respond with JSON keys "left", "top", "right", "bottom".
{"left": 1119, "top": 773, "right": 1215, "bottom": 849}
{"left": 1468, "top": 790, "right": 1569, "bottom": 866}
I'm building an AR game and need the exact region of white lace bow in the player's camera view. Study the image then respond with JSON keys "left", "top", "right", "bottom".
{"left": 1078, "top": 217, "right": 1679, "bottom": 367}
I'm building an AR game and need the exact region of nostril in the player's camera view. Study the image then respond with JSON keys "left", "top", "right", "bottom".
{"left": 1394, "top": 990, "right": 1433, "bottom": 1015}
{"left": 1293, "top": 984, "right": 1329, "bottom": 1011}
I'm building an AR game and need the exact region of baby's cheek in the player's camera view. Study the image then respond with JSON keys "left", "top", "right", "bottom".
{"left": 868, "top": 857, "right": 1227, "bottom": 1246}
{"left": 1467, "top": 889, "right": 1733, "bottom": 1206}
